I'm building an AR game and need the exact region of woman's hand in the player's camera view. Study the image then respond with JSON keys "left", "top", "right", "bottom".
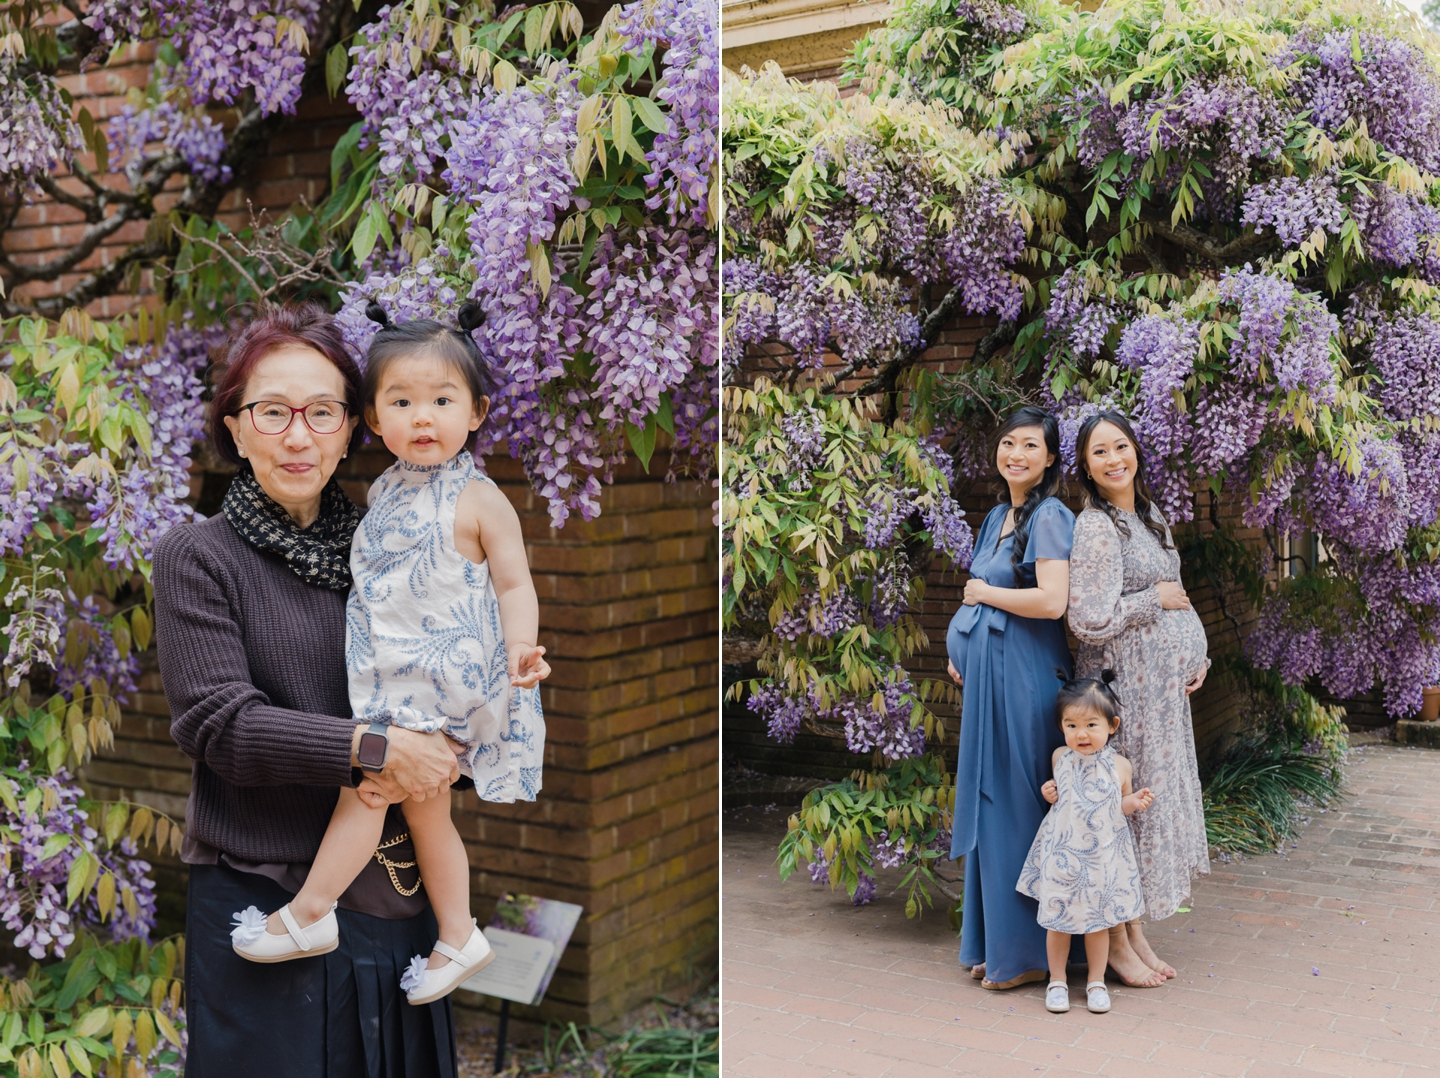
{"left": 962, "top": 578, "right": 989, "bottom": 606}
{"left": 1041, "top": 779, "right": 1058, "bottom": 804}
{"left": 947, "top": 660, "right": 963, "bottom": 687}
{"left": 1185, "top": 663, "right": 1208, "bottom": 695}
{"left": 1156, "top": 581, "right": 1191, "bottom": 610}
{"left": 509, "top": 642, "right": 551, "bottom": 688}
{"left": 363, "top": 726, "right": 459, "bottom": 803}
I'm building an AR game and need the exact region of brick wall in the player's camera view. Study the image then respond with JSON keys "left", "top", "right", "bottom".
{"left": 3, "top": 42, "right": 358, "bottom": 318}
{"left": 85, "top": 446, "right": 719, "bottom": 1028}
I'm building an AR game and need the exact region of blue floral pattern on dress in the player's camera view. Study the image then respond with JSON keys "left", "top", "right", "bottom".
{"left": 345, "top": 450, "right": 544, "bottom": 802}
{"left": 1015, "top": 744, "right": 1144, "bottom": 934}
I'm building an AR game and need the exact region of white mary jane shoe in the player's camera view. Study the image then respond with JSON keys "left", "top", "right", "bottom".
{"left": 401, "top": 922, "right": 496, "bottom": 1006}
{"left": 1086, "top": 980, "right": 1111, "bottom": 1013}
{"left": 231, "top": 902, "right": 340, "bottom": 963}
{"left": 1044, "top": 981, "right": 1070, "bottom": 1013}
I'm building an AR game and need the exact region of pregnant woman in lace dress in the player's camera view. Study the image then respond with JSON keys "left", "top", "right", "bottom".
{"left": 1067, "top": 413, "right": 1211, "bottom": 988}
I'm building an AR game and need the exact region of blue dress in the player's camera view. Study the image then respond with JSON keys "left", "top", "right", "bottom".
{"left": 947, "top": 497, "right": 1075, "bottom": 983}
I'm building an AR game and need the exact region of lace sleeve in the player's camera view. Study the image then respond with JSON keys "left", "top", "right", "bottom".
{"left": 1067, "top": 510, "right": 1161, "bottom": 645}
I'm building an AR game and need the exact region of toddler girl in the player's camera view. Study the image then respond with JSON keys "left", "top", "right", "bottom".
{"left": 1016, "top": 672, "right": 1153, "bottom": 1015}
{"left": 230, "top": 300, "right": 550, "bottom": 1006}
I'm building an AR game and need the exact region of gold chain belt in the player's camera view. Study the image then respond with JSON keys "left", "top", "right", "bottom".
{"left": 375, "top": 832, "right": 422, "bottom": 897}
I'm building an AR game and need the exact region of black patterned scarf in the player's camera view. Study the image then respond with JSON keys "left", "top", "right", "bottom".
{"left": 221, "top": 467, "right": 362, "bottom": 591}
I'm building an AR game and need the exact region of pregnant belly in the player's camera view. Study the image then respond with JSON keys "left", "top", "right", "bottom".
{"left": 1160, "top": 605, "right": 1208, "bottom": 680}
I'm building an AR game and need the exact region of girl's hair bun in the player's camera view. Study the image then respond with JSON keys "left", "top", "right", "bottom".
{"left": 1100, "top": 669, "right": 1117, "bottom": 685}
{"left": 1054, "top": 667, "right": 1069, "bottom": 683}
{"left": 457, "top": 300, "right": 485, "bottom": 334}
{"left": 365, "top": 301, "right": 390, "bottom": 327}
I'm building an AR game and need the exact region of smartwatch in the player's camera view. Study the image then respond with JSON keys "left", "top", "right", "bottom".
{"left": 357, "top": 722, "right": 390, "bottom": 773}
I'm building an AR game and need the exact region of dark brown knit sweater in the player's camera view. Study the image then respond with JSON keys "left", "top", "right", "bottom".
{"left": 154, "top": 512, "right": 404, "bottom": 864}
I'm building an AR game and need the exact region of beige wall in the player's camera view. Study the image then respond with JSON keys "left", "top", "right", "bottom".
{"left": 723, "top": 0, "right": 890, "bottom": 81}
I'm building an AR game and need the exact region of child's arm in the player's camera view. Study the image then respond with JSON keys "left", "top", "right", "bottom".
{"left": 464, "top": 481, "right": 551, "bottom": 688}
{"left": 1115, "top": 754, "right": 1154, "bottom": 815}
{"left": 1040, "top": 746, "right": 1064, "bottom": 804}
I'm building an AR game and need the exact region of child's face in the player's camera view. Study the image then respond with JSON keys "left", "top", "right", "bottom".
{"left": 367, "top": 353, "right": 489, "bottom": 466}
{"left": 1060, "top": 705, "right": 1116, "bottom": 754}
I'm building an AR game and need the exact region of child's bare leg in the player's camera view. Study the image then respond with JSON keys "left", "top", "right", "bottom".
{"left": 269, "top": 787, "right": 386, "bottom": 935}
{"left": 1084, "top": 928, "right": 1111, "bottom": 985}
{"left": 402, "top": 791, "right": 473, "bottom": 968}
{"left": 1045, "top": 930, "right": 1070, "bottom": 985}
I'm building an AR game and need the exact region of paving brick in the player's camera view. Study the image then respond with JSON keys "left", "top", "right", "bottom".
{"left": 723, "top": 744, "right": 1440, "bottom": 1078}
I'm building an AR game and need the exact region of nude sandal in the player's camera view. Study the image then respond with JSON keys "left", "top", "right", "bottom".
{"left": 230, "top": 902, "right": 339, "bottom": 963}
{"left": 401, "top": 921, "right": 496, "bottom": 1005}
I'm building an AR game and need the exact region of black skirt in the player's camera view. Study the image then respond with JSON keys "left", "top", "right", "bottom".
{"left": 184, "top": 863, "right": 457, "bottom": 1077}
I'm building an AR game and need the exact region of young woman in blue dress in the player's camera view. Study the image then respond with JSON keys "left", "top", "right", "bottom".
{"left": 945, "top": 406, "right": 1077, "bottom": 989}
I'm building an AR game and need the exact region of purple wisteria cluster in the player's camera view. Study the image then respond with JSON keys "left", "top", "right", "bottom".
{"left": 1112, "top": 312, "right": 1200, "bottom": 522}
{"left": 0, "top": 768, "right": 156, "bottom": 960}
{"left": 81, "top": 324, "right": 218, "bottom": 571}
{"left": 1240, "top": 172, "right": 1345, "bottom": 248}
{"left": 338, "top": 0, "right": 718, "bottom": 525}
{"left": 345, "top": 4, "right": 469, "bottom": 179}
{"left": 0, "top": 67, "right": 82, "bottom": 182}
{"left": 1347, "top": 185, "right": 1440, "bottom": 283}
{"left": 1071, "top": 74, "right": 1287, "bottom": 208}
{"left": 1, "top": 582, "right": 65, "bottom": 690}
{"left": 747, "top": 669, "right": 926, "bottom": 759}
{"left": 1045, "top": 268, "right": 1122, "bottom": 364}
{"left": 1282, "top": 29, "right": 1440, "bottom": 174}
{"left": 614, "top": 0, "right": 719, "bottom": 225}
{"left": 722, "top": 259, "right": 922, "bottom": 371}
{"left": 109, "top": 100, "right": 231, "bottom": 185}
{"left": 85, "top": 0, "right": 323, "bottom": 115}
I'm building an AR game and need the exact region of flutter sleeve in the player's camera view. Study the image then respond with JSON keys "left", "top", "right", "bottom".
{"left": 1023, "top": 498, "right": 1075, "bottom": 564}
{"left": 1067, "top": 509, "right": 1161, "bottom": 645}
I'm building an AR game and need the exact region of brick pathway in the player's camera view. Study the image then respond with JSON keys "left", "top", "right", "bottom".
{"left": 722, "top": 742, "right": 1440, "bottom": 1077}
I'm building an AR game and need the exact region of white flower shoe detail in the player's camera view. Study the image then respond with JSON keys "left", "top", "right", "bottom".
{"left": 231, "top": 902, "right": 340, "bottom": 963}
{"left": 1044, "top": 981, "right": 1070, "bottom": 1013}
{"left": 403, "top": 922, "right": 495, "bottom": 1006}
{"left": 1086, "top": 981, "right": 1111, "bottom": 1013}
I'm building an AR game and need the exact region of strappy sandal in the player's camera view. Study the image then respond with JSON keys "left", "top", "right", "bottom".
{"left": 968, "top": 963, "right": 985, "bottom": 980}
{"left": 1045, "top": 981, "right": 1070, "bottom": 1013}
{"left": 231, "top": 902, "right": 339, "bottom": 963}
{"left": 981, "top": 968, "right": 1048, "bottom": 990}
{"left": 402, "top": 921, "right": 496, "bottom": 1005}
{"left": 1086, "top": 981, "right": 1111, "bottom": 1013}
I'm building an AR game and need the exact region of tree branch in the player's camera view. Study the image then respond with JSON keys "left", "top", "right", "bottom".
{"left": 852, "top": 282, "right": 971, "bottom": 399}
{"left": 1142, "top": 216, "right": 1273, "bottom": 264}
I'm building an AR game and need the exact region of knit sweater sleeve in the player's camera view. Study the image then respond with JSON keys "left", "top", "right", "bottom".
{"left": 153, "top": 525, "right": 358, "bottom": 788}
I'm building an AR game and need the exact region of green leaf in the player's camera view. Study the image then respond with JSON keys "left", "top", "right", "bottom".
{"left": 626, "top": 412, "right": 658, "bottom": 472}
{"left": 631, "top": 96, "right": 669, "bottom": 134}
{"left": 654, "top": 393, "right": 675, "bottom": 436}
{"left": 158, "top": 42, "right": 181, "bottom": 67}
{"left": 329, "top": 122, "right": 365, "bottom": 187}
{"left": 326, "top": 42, "right": 349, "bottom": 99}
{"left": 41, "top": 834, "right": 72, "bottom": 862}
{"left": 351, "top": 206, "right": 380, "bottom": 263}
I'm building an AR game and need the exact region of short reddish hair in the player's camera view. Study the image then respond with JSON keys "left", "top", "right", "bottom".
{"left": 210, "top": 302, "right": 364, "bottom": 466}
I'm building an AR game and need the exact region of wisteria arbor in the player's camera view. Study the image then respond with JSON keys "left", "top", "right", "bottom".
{"left": 0, "top": 0, "right": 716, "bottom": 1069}
{"left": 723, "top": 0, "right": 1440, "bottom": 902}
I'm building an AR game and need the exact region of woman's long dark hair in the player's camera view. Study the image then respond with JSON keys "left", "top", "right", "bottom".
{"left": 993, "top": 406, "right": 1063, "bottom": 576}
{"left": 1074, "top": 410, "right": 1172, "bottom": 549}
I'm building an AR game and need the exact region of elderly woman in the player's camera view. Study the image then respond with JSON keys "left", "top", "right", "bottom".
{"left": 153, "top": 303, "right": 463, "bottom": 1076}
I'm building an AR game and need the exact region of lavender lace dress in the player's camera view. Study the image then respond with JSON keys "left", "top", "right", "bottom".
{"left": 1017, "top": 745, "right": 1145, "bottom": 934}
{"left": 1067, "top": 506, "right": 1209, "bottom": 920}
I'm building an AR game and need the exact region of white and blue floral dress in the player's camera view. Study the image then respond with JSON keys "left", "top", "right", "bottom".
{"left": 1016, "top": 745, "right": 1144, "bottom": 935}
{"left": 345, "top": 451, "right": 544, "bottom": 802}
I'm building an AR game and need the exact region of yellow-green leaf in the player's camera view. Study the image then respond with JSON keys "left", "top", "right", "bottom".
{"left": 131, "top": 608, "right": 152, "bottom": 652}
